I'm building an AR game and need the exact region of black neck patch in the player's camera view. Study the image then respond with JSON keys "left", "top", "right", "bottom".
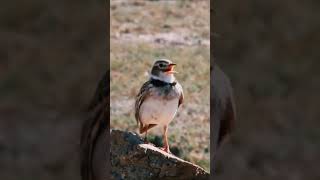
{"left": 150, "top": 78, "right": 176, "bottom": 87}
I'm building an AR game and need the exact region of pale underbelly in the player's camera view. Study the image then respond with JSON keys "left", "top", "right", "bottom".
{"left": 140, "top": 97, "right": 179, "bottom": 126}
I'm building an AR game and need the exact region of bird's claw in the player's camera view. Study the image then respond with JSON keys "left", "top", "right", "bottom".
{"left": 160, "top": 147, "right": 171, "bottom": 153}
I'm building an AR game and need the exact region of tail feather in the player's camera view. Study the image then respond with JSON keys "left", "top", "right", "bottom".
{"left": 139, "top": 124, "right": 157, "bottom": 134}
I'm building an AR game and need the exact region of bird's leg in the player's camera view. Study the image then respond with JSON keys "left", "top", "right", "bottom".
{"left": 161, "top": 125, "right": 170, "bottom": 153}
{"left": 144, "top": 129, "right": 148, "bottom": 143}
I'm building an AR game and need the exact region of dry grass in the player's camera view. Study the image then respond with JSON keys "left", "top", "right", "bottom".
{"left": 110, "top": 0, "right": 210, "bottom": 171}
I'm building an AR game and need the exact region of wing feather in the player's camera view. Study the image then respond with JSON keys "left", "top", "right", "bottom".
{"left": 178, "top": 83, "right": 184, "bottom": 107}
{"left": 135, "top": 81, "right": 152, "bottom": 126}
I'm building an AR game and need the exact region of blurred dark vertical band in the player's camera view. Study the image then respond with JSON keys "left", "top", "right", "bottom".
{"left": 210, "top": 0, "right": 320, "bottom": 179}
{"left": 210, "top": 0, "right": 216, "bottom": 179}
{"left": 1, "top": 0, "right": 109, "bottom": 179}
{"left": 80, "top": 0, "right": 110, "bottom": 179}
{"left": 105, "top": 0, "right": 111, "bottom": 178}
{"left": 210, "top": 0, "right": 237, "bottom": 178}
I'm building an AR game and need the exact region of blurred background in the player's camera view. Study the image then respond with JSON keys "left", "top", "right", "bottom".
{"left": 110, "top": 0, "right": 210, "bottom": 172}
{"left": 1, "top": 0, "right": 319, "bottom": 179}
{"left": 214, "top": 0, "right": 320, "bottom": 179}
{"left": 0, "top": 0, "right": 106, "bottom": 179}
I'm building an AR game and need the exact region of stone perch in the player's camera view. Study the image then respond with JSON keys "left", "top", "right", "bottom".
{"left": 111, "top": 129, "right": 210, "bottom": 180}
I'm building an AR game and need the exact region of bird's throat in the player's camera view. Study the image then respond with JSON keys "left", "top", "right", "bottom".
{"left": 150, "top": 73, "right": 175, "bottom": 83}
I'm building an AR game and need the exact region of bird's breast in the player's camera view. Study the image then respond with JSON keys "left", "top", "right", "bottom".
{"left": 139, "top": 96, "right": 179, "bottom": 126}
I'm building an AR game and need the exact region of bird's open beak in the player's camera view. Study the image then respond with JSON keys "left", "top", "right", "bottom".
{"left": 165, "top": 63, "right": 177, "bottom": 74}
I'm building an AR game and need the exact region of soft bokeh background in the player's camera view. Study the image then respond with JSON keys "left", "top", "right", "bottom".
{"left": 0, "top": 0, "right": 106, "bottom": 179}
{"left": 214, "top": 0, "right": 320, "bottom": 179}
{"left": 110, "top": 0, "right": 210, "bottom": 172}
{"left": 1, "top": 0, "right": 319, "bottom": 179}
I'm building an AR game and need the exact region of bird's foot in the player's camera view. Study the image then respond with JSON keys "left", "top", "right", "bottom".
{"left": 160, "top": 146, "right": 171, "bottom": 153}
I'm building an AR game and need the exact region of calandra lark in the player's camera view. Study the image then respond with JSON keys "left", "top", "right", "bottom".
{"left": 135, "top": 59, "right": 184, "bottom": 153}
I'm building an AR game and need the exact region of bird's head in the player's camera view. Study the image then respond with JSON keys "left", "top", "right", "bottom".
{"left": 150, "top": 59, "right": 177, "bottom": 83}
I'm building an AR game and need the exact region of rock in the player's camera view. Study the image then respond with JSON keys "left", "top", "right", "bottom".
{"left": 111, "top": 129, "right": 210, "bottom": 180}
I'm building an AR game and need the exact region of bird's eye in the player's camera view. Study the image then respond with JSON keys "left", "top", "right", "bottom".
{"left": 159, "top": 63, "right": 165, "bottom": 68}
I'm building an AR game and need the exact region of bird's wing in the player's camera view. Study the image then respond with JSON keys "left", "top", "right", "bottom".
{"left": 135, "top": 80, "right": 152, "bottom": 125}
{"left": 81, "top": 71, "right": 109, "bottom": 180}
{"left": 178, "top": 83, "right": 184, "bottom": 107}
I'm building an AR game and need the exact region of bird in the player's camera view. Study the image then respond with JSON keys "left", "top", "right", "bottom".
{"left": 135, "top": 59, "right": 184, "bottom": 153}
{"left": 211, "top": 64, "right": 236, "bottom": 173}
{"left": 80, "top": 71, "right": 109, "bottom": 180}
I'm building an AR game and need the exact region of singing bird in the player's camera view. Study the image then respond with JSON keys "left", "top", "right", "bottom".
{"left": 135, "top": 59, "right": 183, "bottom": 153}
